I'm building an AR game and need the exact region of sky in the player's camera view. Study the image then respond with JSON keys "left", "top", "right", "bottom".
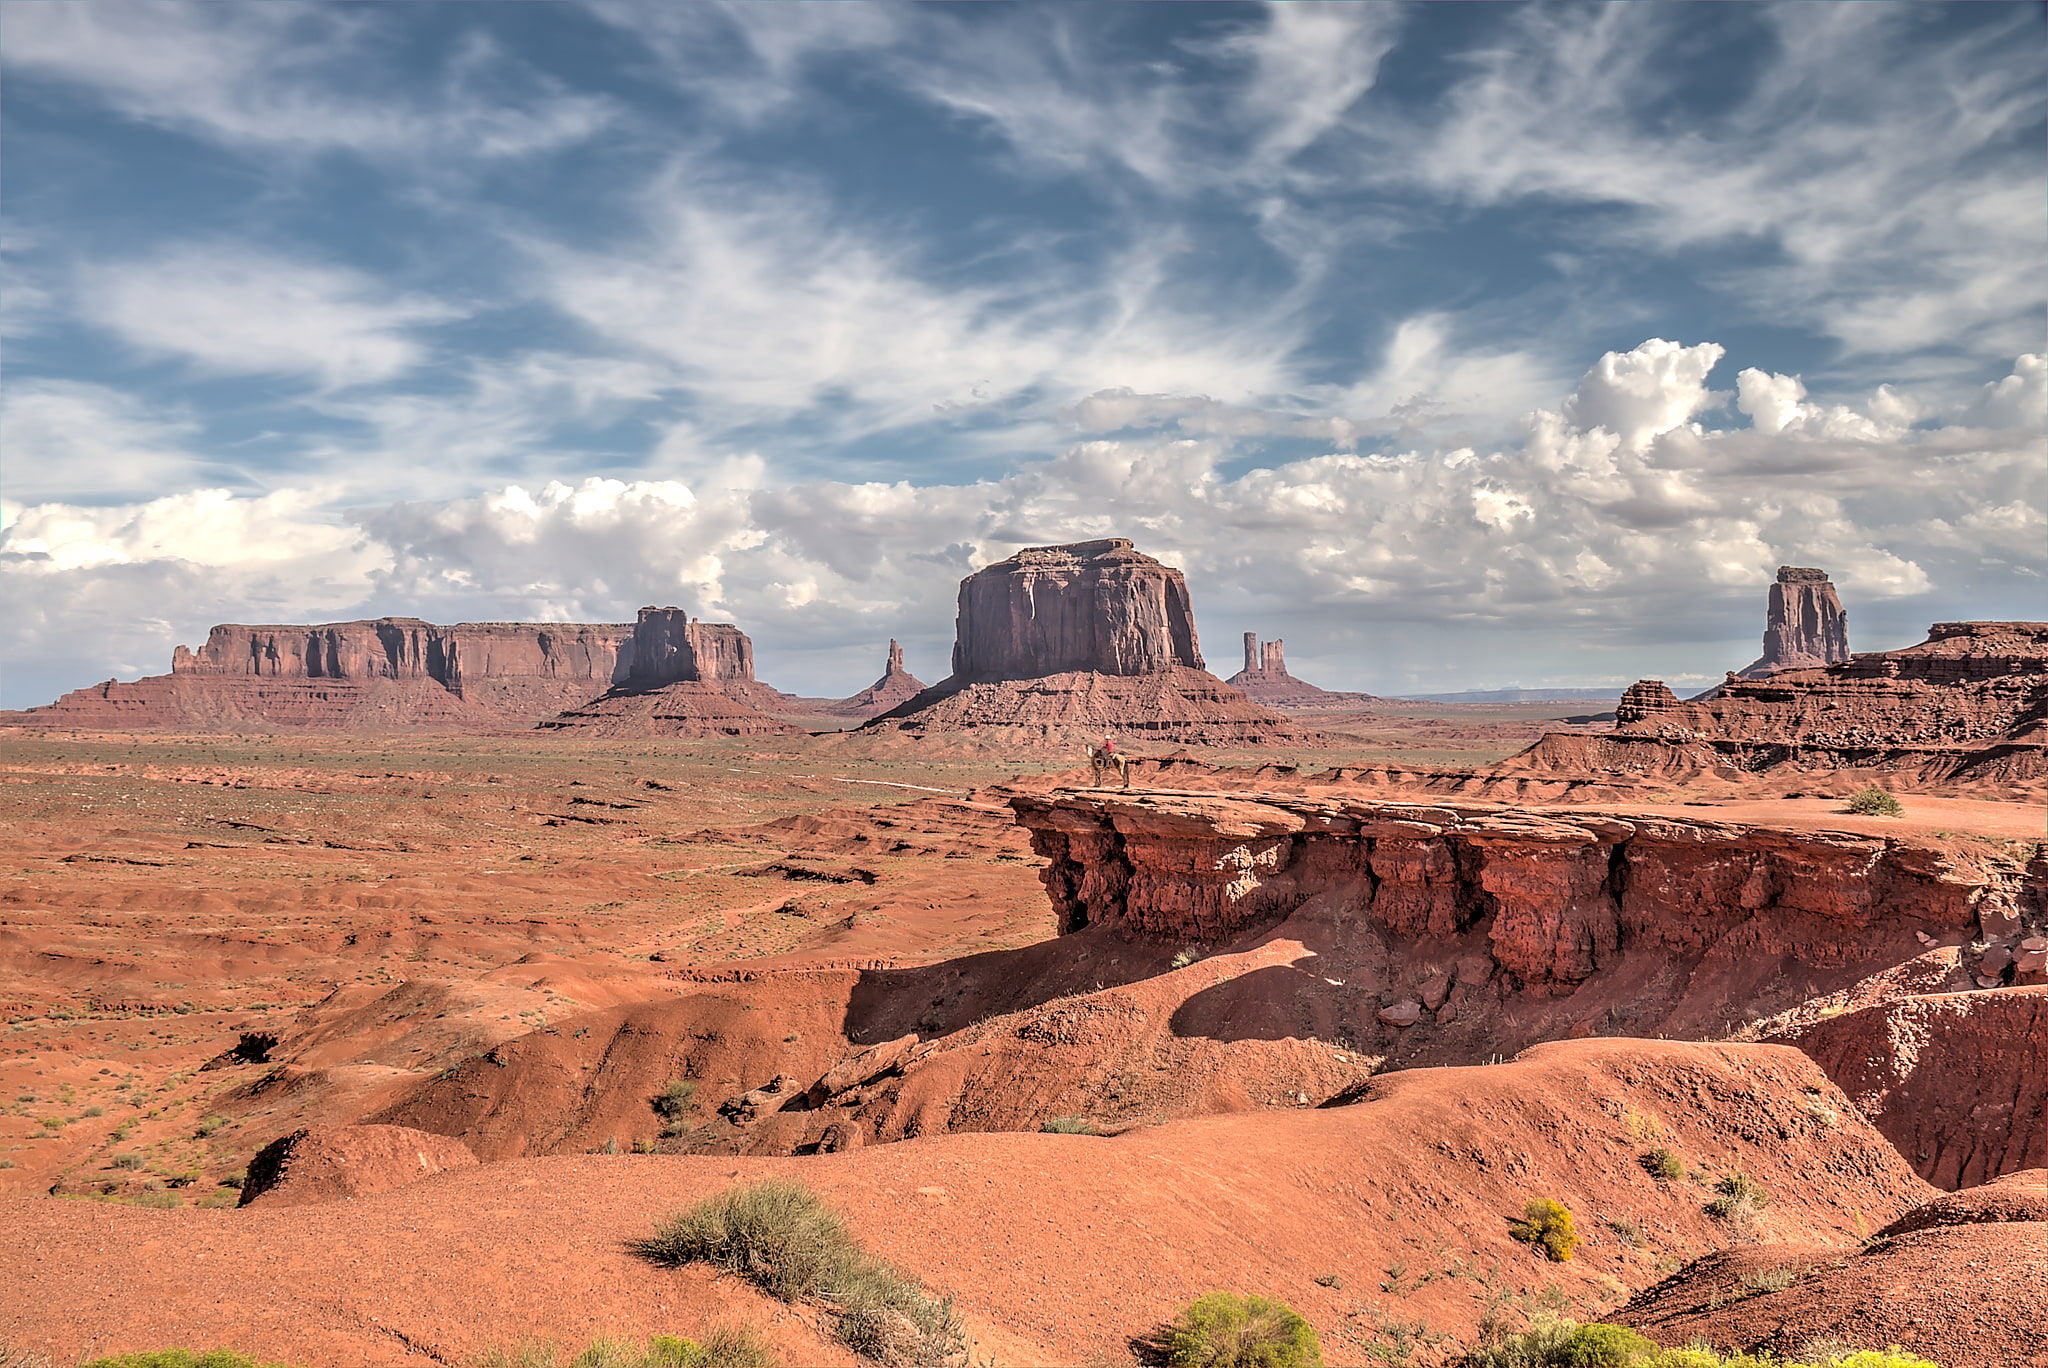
{"left": 2, "top": 0, "right": 2043, "bottom": 709}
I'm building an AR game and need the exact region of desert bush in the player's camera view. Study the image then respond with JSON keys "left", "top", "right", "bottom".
{"left": 1153, "top": 1291, "right": 1322, "bottom": 1368}
{"left": 1741, "top": 1265, "right": 1803, "bottom": 1294}
{"left": 133, "top": 1190, "right": 182, "bottom": 1209}
{"left": 1844, "top": 788, "right": 1903, "bottom": 817}
{"left": 633, "top": 1178, "right": 958, "bottom": 1367}
{"left": 2, "top": 1341, "right": 56, "bottom": 1368}
{"left": 1640, "top": 1148, "right": 1684, "bottom": 1180}
{"left": 80, "top": 1352, "right": 298, "bottom": 1368}
{"left": 652, "top": 1079, "right": 697, "bottom": 1120}
{"left": 1707, "top": 1173, "right": 1771, "bottom": 1239}
{"left": 467, "top": 1331, "right": 774, "bottom": 1368}
{"left": 112, "top": 1153, "right": 145, "bottom": 1170}
{"left": 1604, "top": 1215, "right": 1646, "bottom": 1249}
{"left": 1555, "top": 1324, "right": 1658, "bottom": 1367}
{"left": 1040, "top": 1115, "right": 1097, "bottom": 1134}
{"left": 1509, "top": 1199, "right": 1581, "bottom": 1262}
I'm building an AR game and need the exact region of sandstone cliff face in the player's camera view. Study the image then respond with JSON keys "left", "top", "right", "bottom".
{"left": 536, "top": 608, "right": 799, "bottom": 737}
{"left": 1509, "top": 622, "right": 2048, "bottom": 792}
{"left": 1739, "top": 566, "right": 1851, "bottom": 677}
{"left": 5, "top": 618, "right": 635, "bottom": 730}
{"left": 949, "top": 538, "right": 1203, "bottom": 679}
{"left": 1226, "top": 632, "right": 1382, "bottom": 710}
{"left": 864, "top": 540, "right": 1319, "bottom": 745}
{"left": 1010, "top": 785, "right": 2047, "bottom": 1184}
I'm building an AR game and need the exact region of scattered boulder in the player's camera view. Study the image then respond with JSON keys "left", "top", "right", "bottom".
{"left": 1377, "top": 1000, "right": 1423, "bottom": 1027}
{"left": 239, "top": 1124, "right": 478, "bottom": 1208}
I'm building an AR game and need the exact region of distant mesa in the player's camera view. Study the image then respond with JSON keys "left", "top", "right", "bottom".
{"left": 860, "top": 538, "right": 1322, "bottom": 745}
{"left": 1739, "top": 565, "right": 1851, "bottom": 678}
{"left": 0, "top": 618, "right": 636, "bottom": 731}
{"left": 536, "top": 607, "right": 801, "bottom": 738}
{"left": 1496, "top": 620, "right": 2048, "bottom": 792}
{"left": 1226, "top": 632, "right": 1382, "bottom": 710}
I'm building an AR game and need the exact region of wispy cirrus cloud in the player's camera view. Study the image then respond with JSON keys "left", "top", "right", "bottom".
{"left": 78, "top": 243, "right": 459, "bottom": 389}
{"left": 2, "top": 0, "right": 613, "bottom": 159}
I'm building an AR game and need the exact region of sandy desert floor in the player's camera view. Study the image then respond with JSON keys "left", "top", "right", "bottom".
{"left": 1, "top": 721, "right": 2039, "bottom": 1366}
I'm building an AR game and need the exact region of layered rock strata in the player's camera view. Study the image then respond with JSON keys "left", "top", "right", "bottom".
{"left": 1225, "top": 633, "right": 1382, "bottom": 710}
{"left": 537, "top": 607, "right": 799, "bottom": 737}
{"left": 1496, "top": 622, "right": 2048, "bottom": 791}
{"left": 1, "top": 618, "right": 634, "bottom": 730}
{"left": 1009, "top": 785, "right": 2047, "bottom": 1182}
{"left": 864, "top": 540, "right": 1322, "bottom": 745}
{"left": 1739, "top": 566, "right": 1851, "bottom": 677}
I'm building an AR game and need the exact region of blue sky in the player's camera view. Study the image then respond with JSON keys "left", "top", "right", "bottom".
{"left": 3, "top": 1, "right": 2042, "bottom": 707}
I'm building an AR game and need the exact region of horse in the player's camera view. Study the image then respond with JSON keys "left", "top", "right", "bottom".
{"left": 1089, "top": 745, "right": 1131, "bottom": 789}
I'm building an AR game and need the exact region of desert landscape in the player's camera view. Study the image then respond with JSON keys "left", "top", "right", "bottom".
{"left": 2, "top": 538, "right": 2042, "bottom": 1368}
{"left": 7, "top": 7, "right": 2042, "bottom": 1366}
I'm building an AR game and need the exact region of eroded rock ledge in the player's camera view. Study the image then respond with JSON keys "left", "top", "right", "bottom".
{"left": 1008, "top": 787, "right": 2042, "bottom": 994}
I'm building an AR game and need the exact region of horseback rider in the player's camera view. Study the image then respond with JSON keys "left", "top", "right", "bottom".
{"left": 1089, "top": 735, "right": 1131, "bottom": 789}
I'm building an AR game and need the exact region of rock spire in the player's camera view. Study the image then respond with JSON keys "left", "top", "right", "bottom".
{"left": 1739, "top": 567, "right": 1850, "bottom": 678}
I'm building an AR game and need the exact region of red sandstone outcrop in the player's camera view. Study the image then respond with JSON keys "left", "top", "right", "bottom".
{"left": 819, "top": 640, "right": 928, "bottom": 719}
{"left": 1496, "top": 621, "right": 2048, "bottom": 792}
{"left": 862, "top": 541, "right": 1322, "bottom": 746}
{"left": 1773, "top": 987, "right": 2048, "bottom": 1189}
{"left": 0, "top": 618, "right": 635, "bottom": 731}
{"left": 238, "top": 1123, "right": 477, "bottom": 1208}
{"left": 1007, "top": 785, "right": 2047, "bottom": 1183}
{"left": 1225, "top": 633, "right": 1382, "bottom": 710}
{"left": 1738, "top": 566, "right": 1851, "bottom": 677}
{"left": 537, "top": 608, "right": 799, "bottom": 738}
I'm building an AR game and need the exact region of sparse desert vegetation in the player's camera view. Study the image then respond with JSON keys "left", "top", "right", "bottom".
{"left": 1509, "top": 1200, "right": 1582, "bottom": 1263}
{"left": 1151, "top": 1292, "right": 1322, "bottom": 1368}
{"left": 1845, "top": 788, "right": 1905, "bottom": 817}
{"left": 466, "top": 1329, "right": 774, "bottom": 1368}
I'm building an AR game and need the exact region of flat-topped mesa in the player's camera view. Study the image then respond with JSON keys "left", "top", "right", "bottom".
{"left": 2, "top": 618, "right": 636, "bottom": 730}
{"left": 1739, "top": 566, "right": 1850, "bottom": 677}
{"left": 537, "top": 608, "right": 799, "bottom": 737}
{"left": 952, "top": 538, "right": 1202, "bottom": 680}
{"left": 624, "top": 608, "right": 754, "bottom": 687}
{"left": 1226, "top": 632, "right": 1383, "bottom": 710}
{"left": 863, "top": 539, "right": 1323, "bottom": 745}
{"left": 1496, "top": 621, "right": 2048, "bottom": 792}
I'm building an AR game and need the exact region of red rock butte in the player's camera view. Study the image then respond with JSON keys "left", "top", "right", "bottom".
{"left": 1492, "top": 620, "right": 2048, "bottom": 793}
{"left": 1739, "top": 565, "right": 1851, "bottom": 678}
{"left": 1226, "top": 632, "right": 1383, "bottom": 709}
{"left": 537, "top": 607, "right": 801, "bottom": 738}
{"left": 859, "top": 539, "right": 1322, "bottom": 746}
{"left": 0, "top": 618, "right": 635, "bottom": 731}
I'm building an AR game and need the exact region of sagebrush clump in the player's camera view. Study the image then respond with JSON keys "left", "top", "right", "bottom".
{"left": 1154, "top": 1291, "right": 1322, "bottom": 1368}
{"left": 466, "top": 1327, "right": 775, "bottom": 1368}
{"left": 1639, "top": 1148, "right": 1685, "bottom": 1180}
{"left": 1457, "top": 1316, "right": 1941, "bottom": 1367}
{"left": 632, "top": 1178, "right": 961, "bottom": 1367}
{"left": 1844, "top": 787, "right": 1903, "bottom": 817}
{"left": 1509, "top": 1198, "right": 1581, "bottom": 1262}
{"left": 79, "top": 1353, "right": 298, "bottom": 1368}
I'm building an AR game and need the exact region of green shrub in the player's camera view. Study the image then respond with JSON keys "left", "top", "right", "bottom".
{"left": 1039, "top": 1116, "right": 1096, "bottom": 1134}
{"left": 80, "top": 1352, "right": 299, "bottom": 1368}
{"left": 1640, "top": 1148, "right": 1685, "bottom": 1180}
{"left": 1156, "top": 1292, "right": 1322, "bottom": 1368}
{"left": 112, "top": 1153, "right": 146, "bottom": 1170}
{"left": 132, "top": 1190, "right": 182, "bottom": 1209}
{"left": 466, "top": 1330, "right": 775, "bottom": 1368}
{"left": 651, "top": 1079, "right": 697, "bottom": 1120}
{"left": 633, "top": 1179, "right": 958, "bottom": 1367}
{"left": 1844, "top": 788, "right": 1903, "bottom": 817}
{"left": 1554, "top": 1324, "right": 1657, "bottom": 1367}
{"left": 1509, "top": 1199, "right": 1581, "bottom": 1262}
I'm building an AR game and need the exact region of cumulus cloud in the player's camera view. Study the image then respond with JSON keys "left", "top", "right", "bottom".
{"left": 6, "top": 341, "right": 2040, "bottom": 707}
{"left": 79, "top": 244, "right": 458, "bottom": 389}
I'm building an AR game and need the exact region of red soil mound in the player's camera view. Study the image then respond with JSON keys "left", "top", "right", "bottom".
{"left": 0, "top": 1040, "right": 1935, "bottom": 1368}
{"left": 1875, "top": 1167, "right": 2048, "bottom": 1236}
{"left": 240, "top": 1123, "right": 478, "bottom": 1208}
{"left": 1775, "top": 986, "right": 2048, "bottom": 1188}
{"left": 1615, "top": 1223, "right": 2046, "bottom": 1368}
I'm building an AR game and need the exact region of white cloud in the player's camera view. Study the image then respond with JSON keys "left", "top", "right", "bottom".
{"left": 1, "top": 1, "right": 613, "bottom": 159}
{"left": 8, "top": 341, "right": 2040, "bottom": 705}
{"left": 79, "top": 244, "right": 457, "bottom": 388}
{"left": 0, "top": 380, "right": 220, "bottom": 503}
